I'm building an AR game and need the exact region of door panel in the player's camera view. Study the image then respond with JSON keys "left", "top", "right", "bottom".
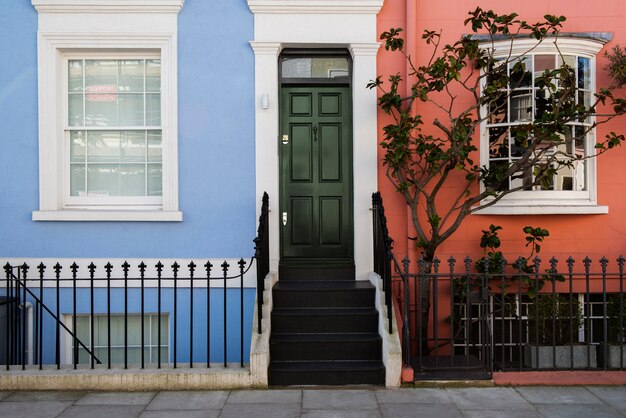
{"left": 290, "top": 124, "right": 313, "bottom": 182}
{"left": 280, "top": 86, "right": 352, "bottom": 261}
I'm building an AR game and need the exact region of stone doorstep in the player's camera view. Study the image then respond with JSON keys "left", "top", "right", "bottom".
{"left": 0, "top": 364, "right": 266, "bottom": 391}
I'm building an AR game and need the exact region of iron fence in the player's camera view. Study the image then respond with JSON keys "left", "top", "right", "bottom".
{"left": 2, "top": 259, "right": 255, "bottom": 370}
{"left": 397, "top": 255, "right": 626, "bottom": 375}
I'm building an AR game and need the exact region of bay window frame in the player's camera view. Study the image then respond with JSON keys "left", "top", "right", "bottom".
{"left": 477, "top": 36, "right": 609, "bottom": 215}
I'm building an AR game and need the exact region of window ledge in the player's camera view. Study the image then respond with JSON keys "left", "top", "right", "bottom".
{"left": 32, "top": 210, "right": 183, "bottom": 222}
{"left": 473, "top": 204, "right": 608, "bottom": 215}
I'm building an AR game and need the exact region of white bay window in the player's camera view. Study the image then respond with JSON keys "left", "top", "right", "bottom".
{"left": 478, "top": 36, "right": 610, "bottom": 215}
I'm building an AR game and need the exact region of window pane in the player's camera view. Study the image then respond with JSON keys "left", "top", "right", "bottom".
{"left": 68, "top": 60, "right": 83, "bottom": 92}
{"left": 118, "top": 94, "right": 145, "bottom": 126}
{"left": 121, "top": 131, "right": 146, "bottom": 162}
{"left": 511, "top": 167, "right": 533, "bottom": 191}
{"left": 118, "top": 60, "right": 143, "bottom": 92}
{"left": 578, "top": 57, "right": 591, "bottom": 90}
{"left": 151, "top": 315, "right": 168, "bottom": 345}
{"left": 534, "top": 55, "right": 555, "bottom": 73}
{"left": 70, "top": 165, "right": 85, "bottom": 196}
{"left": 146, "top": 60, "right": 161, "bottom": 92}
{"left": 85, "top": 60, "right": 117, "bottom": 89}
{"left": 509, "top": 56, "right": 532, "bottom": 88}
{"left": 147, "top": 164, "right": 162, "bottom": 196}
{"left": 148, "top": 131, "right": 162, "bottom": 162}
{"left": 488, "top": 94, "right": 507, "bottom": 124}
{"left": 558, "top": 55, "right": 577, "bottom": 90}
{"left": 87, "top": 131, "right": 120, "bottom": 163}
{"left": 489, "top": 127, "right": 508, "bottom": 159}
{"left": 510, "top": 90, "right": 533, "bottom": 122}
{"left": 282, "top": 57, "right": 349, "bottom": 78}
{"left": 87, "top": 164, "right": 120, "bottom": 196}
{"left": 68, "top": 94, "right": 84, "bottom": 126}
{"left": 70, "top": 131, "right": 85, "bottom": 162}
{"left": 146, "top": 94, "right": 161, "bottom": 126}
{"left": 126, "top": 316, "right": 142, "bottom": 345}
{"left": 120, "top": 164, "right": 146, "bottom": 196}
{"left": 85, "top": 95, "right": 118, "bottom": 126}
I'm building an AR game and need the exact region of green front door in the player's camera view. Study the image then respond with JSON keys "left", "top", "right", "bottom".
{"left": 280, "top": 86, "right": 353, "bottom": 264}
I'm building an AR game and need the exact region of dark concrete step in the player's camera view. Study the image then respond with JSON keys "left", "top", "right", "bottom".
{"left": 279, "top": 265, "right": 355, "bottom": 281}
{"left": 273, "top": 280, "right": 375, "bottom": 308}
{"left": 268, "top": 360, "right": 386, "bottom": 386}
{"left": 271, "top": 307, "right": 378, "bottom": 334}
{"left": 270, "top": 333, "right": 382, "bottom": 361}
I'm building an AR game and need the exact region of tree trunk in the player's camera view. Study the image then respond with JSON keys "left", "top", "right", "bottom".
{"left": 418, "top": 255, "right": 434, "bottom": 357}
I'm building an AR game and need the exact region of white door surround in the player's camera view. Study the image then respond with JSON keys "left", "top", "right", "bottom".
{"left": 248, "top": 0, "right": 383, "bottom": 280}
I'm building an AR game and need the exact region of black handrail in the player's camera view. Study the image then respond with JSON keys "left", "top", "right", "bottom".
{"left": 254, "top": 192, "right": 270, "bottom": 334}
{"left": 372, "top": 191, "right": 394, "bottom": 334}
{"left": 3, "top": 264, "right": 101, "bottom": 367}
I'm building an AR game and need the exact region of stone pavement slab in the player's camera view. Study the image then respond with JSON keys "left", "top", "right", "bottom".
{"left": 535, "top": 403, "right": 624, "bottom": 418}
{"left": 145, "top": 390, "right": 228, "bottom": 410}
{"left": 462, "top": 410, "right": 543, "bottom": 418}
{"left": 0, "top": 401, "right": 73, "bottom": 418}
{"left": 379, "top": 403, "right": 463, "bottom": 418}
{"left": 219, "top": 403, "right": 301, "bottom": 418}
{"left": 516, "top": 386, "right": 602, "bottom": 404}
{"left": 303, "top": 389, "right": 379, "bottom": 410}
{"left": 4, "top": 391, "right": 84, "bottom": 402}
{"left": 227, "top": 389, "right": 301, "bottom": 403}
{"left": 57, "top": 405, "right": 146, "bottom": 418}
{"left": 375, "top": 387, "right": 452, "bottom": 404}
{"left": 0, "top": 392, "right": 10, "bottom": 401}
{"left": 139, "top": 411, "right": 219, "bottom": 418}
{"left": 587, "top": 386, "right": 626, "bottom": 411}
{"left": 302, "top": 410, "right": 382, "bottom": 418}
{"left": 75, "top": 391, "right": 155, "bottom": 405}
{"left": 446, "top": 387, "right": 533, "bottom": 411}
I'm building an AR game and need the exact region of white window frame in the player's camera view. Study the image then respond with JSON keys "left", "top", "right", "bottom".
{"left": 31, "top": 0, "right": 184, "bottom": 221}
{"left": 476, "top": 37, "right": 609, "bottom": 215}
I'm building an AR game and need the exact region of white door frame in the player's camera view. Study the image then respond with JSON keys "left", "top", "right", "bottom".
{"left": 248, "top": 1, "right": 383, "bottom": 280}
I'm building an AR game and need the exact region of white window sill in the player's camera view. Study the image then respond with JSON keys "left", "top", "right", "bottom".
{"left": 473, "top": 204, "right": 608, "bottom": 215}
{"left": 32, "top": 210, "right": 183, "bottom": 222}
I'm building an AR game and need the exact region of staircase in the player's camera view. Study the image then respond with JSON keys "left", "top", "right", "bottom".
{"left": 268, "top": 266, "right": 385, "bottom": 385}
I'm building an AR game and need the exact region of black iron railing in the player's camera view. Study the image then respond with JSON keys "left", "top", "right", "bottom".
{"left": 372, "top": 192, "right": 394, "bottom": 334}
{"left": 397, "top": 255, "right": 626, "bottom": 375}
{"left": 254, "top": 192, "right": 270, "bottom": 334}
{"left": 2, "top": 258, "right": 254, "bottom": 370}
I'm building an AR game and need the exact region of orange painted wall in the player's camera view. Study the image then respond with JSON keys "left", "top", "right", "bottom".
{"left": 376, "top": 0, "right": 626, "bottom": 270}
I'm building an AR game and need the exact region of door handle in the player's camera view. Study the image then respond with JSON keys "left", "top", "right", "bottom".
{"left": 282, "top": 212, "right": 287, "bottom": 226}
{"left": 313, "top": 124, "right": 318, "bottom": 141}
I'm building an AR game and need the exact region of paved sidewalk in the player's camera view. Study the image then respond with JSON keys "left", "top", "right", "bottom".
{"left": 0, "top": 386, "right": 626, "bottom": 417}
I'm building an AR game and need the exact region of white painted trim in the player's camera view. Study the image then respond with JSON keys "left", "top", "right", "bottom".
{"left": 32, "top": 210, "right": 183, "bottom": 221}
{"left": 249, "top": 2, "right": 382, "bottom": 280}
{"left": 33, "top": 4, "right": 181, "bottom": 222}
{"left": 485, "top": 37, "right": 606, "bottom": 59}
{"left": 32, "top": 0, "right": 185, "bottom": 13}
{"left": 369, "top": 272, "right": 401, "bottom": 388}
{"left": 247, "top": 0, "right": 383, "bottom": 14}
{"left": 1, "top": 258, "right": 257, "bottom": 288}
{"left": 473, "top": 204, "right": 608, "bottom": 215}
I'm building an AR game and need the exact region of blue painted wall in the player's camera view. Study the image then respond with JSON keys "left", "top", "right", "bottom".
{"left": 0, "top": 1, "right": 256, "bottom": 259}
